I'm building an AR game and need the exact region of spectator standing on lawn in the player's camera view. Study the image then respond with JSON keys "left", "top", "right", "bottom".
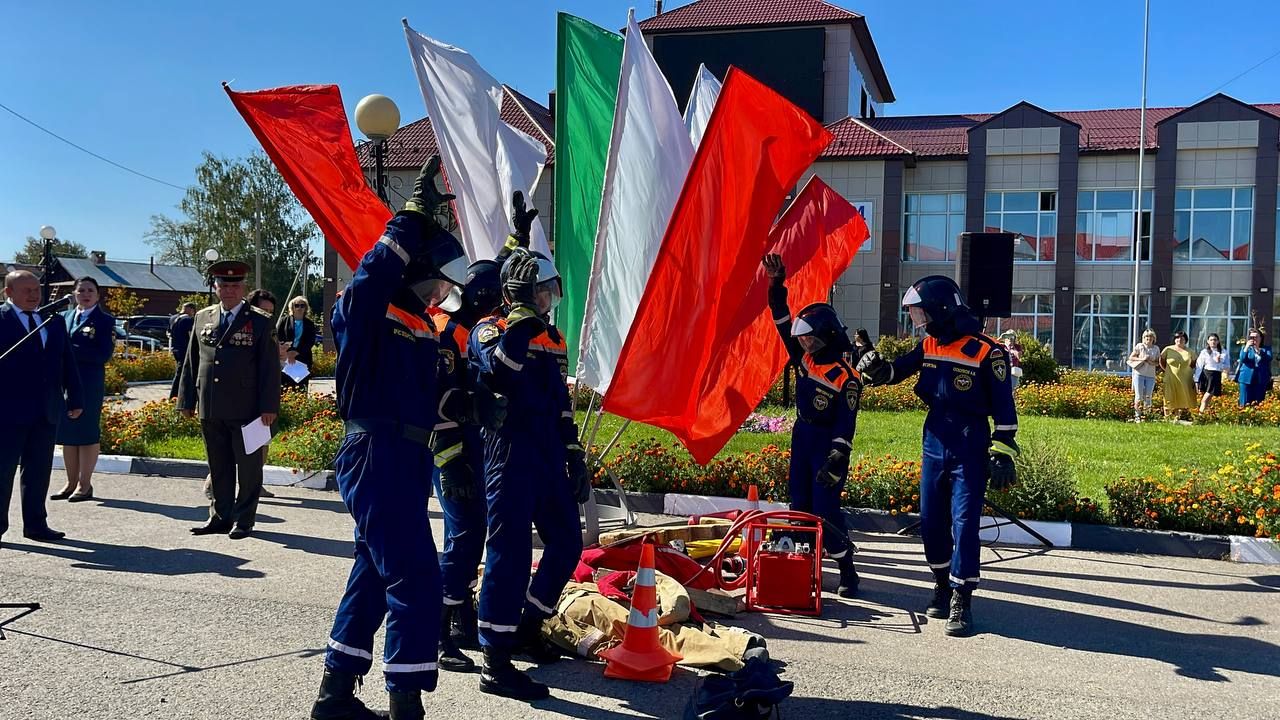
{"left": 1236, "top": 318, "right": 1272, "bottom": 407}
{"left": 1195, "top": 333, "right": 1229, "bottom": 414}
{"left": 52, "top": 277, "right": 116, "bottom": 503}
{"left": 1127, "top": 329, "right": 1161, "bottom": 422}
{"left": 1160, "top": 331, "right": 1196, "bottom": 424}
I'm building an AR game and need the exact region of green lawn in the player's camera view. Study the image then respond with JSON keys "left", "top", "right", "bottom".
{"left": 578, "top": 409, "right": 1269, "bottom": 506}
{"left": 143, "top": 436, "right": 302, "bottom": 467}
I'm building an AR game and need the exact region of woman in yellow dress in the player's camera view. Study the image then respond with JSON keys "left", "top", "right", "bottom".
{"left": 1160, "top": 331, "right": 1196, "bottom": 423}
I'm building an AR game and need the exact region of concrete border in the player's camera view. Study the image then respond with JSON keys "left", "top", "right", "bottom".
{"left": 53, "top": 450, "right": 330, "bottom": 490}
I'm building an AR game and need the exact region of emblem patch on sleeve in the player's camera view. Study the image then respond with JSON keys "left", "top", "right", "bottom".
{"left": 440, "top": 349, "right": 456, "bottom": 375}
{"left": 476, "top": 324, "right": 500, "bottom": 344}
{"left": 992, "top": 359, "right": 1008, "bottom": 382}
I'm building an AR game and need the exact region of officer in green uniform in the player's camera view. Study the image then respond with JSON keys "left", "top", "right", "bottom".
{"left": 177, "top": 260, "right": 281, "bottom": 539}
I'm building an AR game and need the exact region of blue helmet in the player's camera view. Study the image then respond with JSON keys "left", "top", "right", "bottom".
{"left": 902, "top": 275, "right": 979, "bottom": 340}
{"left": 792, "top": 303, "right": 851, "bottom": 360}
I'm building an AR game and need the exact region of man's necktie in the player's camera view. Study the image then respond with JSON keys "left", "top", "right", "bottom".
{"left": 24, "top": 311, "right": 45, "bottom": 347}
{"left": 219, "top": 311, "right": 232, "bottom": 339}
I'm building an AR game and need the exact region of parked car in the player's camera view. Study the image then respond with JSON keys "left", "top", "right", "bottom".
{"left": 124, "top": 315, "right": 173, "bottom": 344}
{"left": 113, "top": 325, "right": 163, "bottom": 357}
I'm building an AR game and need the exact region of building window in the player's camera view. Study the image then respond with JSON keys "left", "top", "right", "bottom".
{"left": 1173, "top": 186, "right": 1252, "bottom": 261}
{"left": 988, "top": 293, "right": 1055, "bottom": 349}
{"left": 904, "top": 193, "right": 965, "bottom": 262}
{"left": 984, "top": 191, "right": 1056, "bottom": 262}
{"left": 1076, "top": 190, "right": 1152, "bottom": 262}
{"left": 1170, "top": 295, "right": 1251, "bottom": 354}
{"left": 1072, "top": 293, "right": 1151, "bottom": 372}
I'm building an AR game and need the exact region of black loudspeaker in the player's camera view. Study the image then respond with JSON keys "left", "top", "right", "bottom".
{"left": 955, "top": 232, "right": 1015, "bottom": 318}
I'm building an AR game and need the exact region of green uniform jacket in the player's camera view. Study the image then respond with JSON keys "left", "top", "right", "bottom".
{"left": 176, "top": 302, "right": 281, "bottom": 420}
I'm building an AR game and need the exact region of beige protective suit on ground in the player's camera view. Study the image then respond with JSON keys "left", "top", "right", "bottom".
{"left": 543, "top": 573, "right": 753, "bottom": 672}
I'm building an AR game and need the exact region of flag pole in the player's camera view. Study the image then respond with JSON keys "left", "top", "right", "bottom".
{"left": 1131, "top": 0, "right": 1151, "bottom": 352}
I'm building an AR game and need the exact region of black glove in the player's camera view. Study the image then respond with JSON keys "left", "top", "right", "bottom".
{"left": 470, "top": 389, "right": 508, "bottom": 431}
{"left": 402, "top": 156, "right": 455, "bottom": 219}
{"left": 762, "top": 253, "right": 786, "bottom": 289}
{"left": 988, "top": 439, "right": 1019, "bottom": 491}
{"left": 860, "top": 353, "right": 892, "bottom": 386}
{"left": 510, "top": 191, "right": 539, "bottom": 246}
{"left": 440, "top": 461, "right": 479, "bottom": 501}
{"left": 502, "top": 251, "right": 540, "bottom": 307}
{"left": 817, "top": 450, "right": 848, "bottom": 488}
{"left": 567, "top": 448, "right": 591, "bottom": 504}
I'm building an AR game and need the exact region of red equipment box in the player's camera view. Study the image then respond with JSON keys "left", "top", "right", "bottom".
{"left": 743, "top": 513, "right": 823, "bottom": 616}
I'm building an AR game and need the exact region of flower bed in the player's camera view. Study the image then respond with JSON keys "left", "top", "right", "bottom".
{"left": 110, "top": 352, "right": 176, "bottom": 383}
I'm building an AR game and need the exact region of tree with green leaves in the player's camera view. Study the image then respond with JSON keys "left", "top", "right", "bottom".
{"left": 146, "top": 151, "right": 319, "bottom": 319}
{"left": 13, "top": 237, "right": 88, "bottom": 264}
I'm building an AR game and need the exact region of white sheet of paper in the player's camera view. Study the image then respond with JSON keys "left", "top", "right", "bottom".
{"left": 283, "top": 361, "right": 310, "bottom": 383}
{"left": 241, "top": 418, "right": 272, "bottom": 455}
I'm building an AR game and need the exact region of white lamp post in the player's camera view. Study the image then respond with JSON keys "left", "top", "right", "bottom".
{"left": 355, "top": 94, "right": 400, "bottom": 206}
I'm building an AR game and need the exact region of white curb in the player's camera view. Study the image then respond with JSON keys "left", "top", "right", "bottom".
{"left": 1230, "top": 536, "right": 1280, "bottom": 565}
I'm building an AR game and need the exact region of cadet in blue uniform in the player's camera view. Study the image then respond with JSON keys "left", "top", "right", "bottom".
{"left": 469, "top": 247, "right": 590, "bottom": 702}
{"left": 310, "top": 158, "right": 469, "bottom": 720}
{"left": 429, "top": 258, "right": 502, "bottom": 673}
{"left": 762, "top": 254, "right": 862, "bottom": 597}
{"left": 862, "top": 276, "right": 1018, "bottom": 637}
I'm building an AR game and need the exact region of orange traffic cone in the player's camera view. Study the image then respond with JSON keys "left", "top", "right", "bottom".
{"left": 742, "top": 484, "right": 763, "bottom": 560}
{"left": 746, "top": 484, "right": 760, "bottom": 509}
{"left": 601, "top": 542, "right": 681, "bottom": 682}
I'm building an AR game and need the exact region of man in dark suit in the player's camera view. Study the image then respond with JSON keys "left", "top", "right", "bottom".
{"left": 177, "top": 261, "right": 280, "bottom": 540}
{"left": 168, "top": 302, "right": 197, "bottom": 400}
{"left": 1, "top": 271, "right": 83, "bottom": 545}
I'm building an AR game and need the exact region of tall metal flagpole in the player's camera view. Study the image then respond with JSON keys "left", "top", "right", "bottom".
{"left": 1131, "top": 0, "right": 1151, "bottom": 350}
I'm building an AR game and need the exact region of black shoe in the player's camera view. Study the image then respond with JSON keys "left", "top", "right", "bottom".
{"left": 50, "top": 487, "right": 75, "bottom": 500}
{"left": 310, "top": 668, "right": 388, "bottom": 720}
{"left": 387, "top": 691, "right": 424, "bottom": 720}
{"left": 23, "top": 527, "right": 66, "bottom": 542}
{"left": 514, "top": 613, "right": 561, "bottom": 664}
{"left": 478, "top": 648, "right": 549, "bottom": 702}
{"left": 452, "top": 595, "right": 480, "bottom": 650}
{"left": 944, "top": 589, "right": 974, "bottom": 637}
{"left": 438, "top": 606, "right": 476, "bottom": 673}
{"left": 190, "top": 521, "right": 232, "bottom": 536}
{"left": 260, "top": 487, "right": 275, "bottom": 498}
{"left": 67, "top": 489, "right": 95, "bottom": 503}
{"left": 228, "top": 527, "right": 253, "bottom": 540}
{"left": 925, "top": 582, "right": 951, "bottom": 619}
{"left": 836, "top": 555, "right": 859, "bottom": 598}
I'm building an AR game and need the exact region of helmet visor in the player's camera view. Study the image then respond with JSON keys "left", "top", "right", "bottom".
{"left": 535, "top": 279, "right": 562, "bottom": 315}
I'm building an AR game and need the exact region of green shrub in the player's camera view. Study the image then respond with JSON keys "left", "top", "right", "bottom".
{"left": 875, "top": 335, "right": 918, "bottom": 362}
{"left": 271, "top": 415, "right": 343, "bottom": 471}
{"left": 846, "top": 455, "right": 922, "bottom": 514}
{"left": 987, "top": 437, "right": 1104, "bottom": 523}
{"left": 310, "top": 348, "right": 337, "bottom": 377}
{"left": 1011, "top": 332, "right": 1059, "bottom": 384}
{"left": 104, "top": 365, "right": 128, "bottom": 396}
{"left": 110, "top": 352, "right": 176, "bottom": 382}
{"left": 277, "top": 390, "right": 340, "bottom": 432}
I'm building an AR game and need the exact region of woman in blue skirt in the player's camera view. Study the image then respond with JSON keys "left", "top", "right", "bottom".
{"left": 52, "top": 277, "right": 116, "bottom": 502}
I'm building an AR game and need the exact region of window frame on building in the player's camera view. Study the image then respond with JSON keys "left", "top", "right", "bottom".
{"left": 1169, "top": 294, "right": 1252, "bottom": 356}
{"left": 1075, "top": 189, "right": 1153, "bottom": 262}
{"left": 903, "top": 192, "right": 966, "bottom": 262}
{"left": 1072, "top": 293, "right": 1152, "bottom": 372}
{"left": 984, "top": 190, "right": 1057, "bottom": 263}
{"left": 987, "top": 293, "right": 1055, "bottom": 349}
{"left": 1172, "top": 186, "right": 1253, "bottom": 263}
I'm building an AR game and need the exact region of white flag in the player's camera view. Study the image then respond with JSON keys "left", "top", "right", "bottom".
{"left": 683, "top": 64, "right": 722, "bottom": 149}
{"left": 403, "top": 21, "right": 551, "bottom": 261}
{"left": 576, "top": 10, "right": 694, "bottom": 394}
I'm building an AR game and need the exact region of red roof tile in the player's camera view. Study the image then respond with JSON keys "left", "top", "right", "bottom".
{"left": 358, "top": 86, "right": 555, "bottom": 170}
{"left": 822, "top": 102, "right": 1280, "bottom": 159}
{"left": 637, "top": 0, "right": 860, "bottom": 32}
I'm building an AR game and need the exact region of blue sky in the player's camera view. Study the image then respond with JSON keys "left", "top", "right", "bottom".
{"left": 2, "top": 0, "right": 1277, "bottom": 263}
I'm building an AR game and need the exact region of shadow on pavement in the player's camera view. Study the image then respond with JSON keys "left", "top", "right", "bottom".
{"left": 250, "top": 529, "right": 354, "bottom": 559}
{"left": 94, "top": 497, "right": 284, "bottom": 525}
{"left": 6, "top": 538, "right": 264, "bottom": 579}
{"left": 784, "top": 697, "right": 1023, "bottom": 719}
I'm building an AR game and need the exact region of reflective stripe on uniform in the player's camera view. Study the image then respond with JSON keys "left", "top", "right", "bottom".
{"left": 442, "top": 595, "right": 466, "bottom": 606}
{"left": 994, "top": 424, "right": 1018, "bottom": 431}
{"left": 385, "top": 311, "right": 434, "bottom": 339}
{"left": 951, "top": 574, "right": 980, "bottom": 585}
{"left": 433, "top": 421, "right": 459, "bottom": 432}
{"left": 328, "top": 638, "right": 373, "bottom": 660}
{"left": 833, "top": 438, "right": 852, "bottom": 449}
{"left": 923, "top": 335, "right": 991, "bottom": 368}
{"left": 477, "top": 620, "right": 518, "bottom": 633}
{"left": 495, "top": 346, "right": 523, "bottom": 371}
{"left": 378, "top": 236, "right": 410, "bottom": 264}
{"left": 561, "top": 411, "right": 574, "bottom": 419}
{"left": 774, "top": 314, "right": 790, "bottom": 326}
{"left": 928, "top": 560, "right": 951, "bottom": 569}
{"left": 434, "top": 443, "right": 463, "bottom": 467}
{"left": 384, "top": 661, "right": 438, "bottom": 673}
{"left": 827, "top": 549, "right": 847, "bottom": 560}
{"left": 526, "top": 590, "right": 555, "bottom": 615}
{"left": 627, "top": 606, "right": 659, "bottom": 628}
{"left": 801, "top": 356, "right": 848, "bottom": 391}
{"left": 565, "top": 443, "right": 583, "bottom": 453}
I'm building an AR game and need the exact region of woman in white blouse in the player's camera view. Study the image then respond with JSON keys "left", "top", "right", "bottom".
{"left": 1195, "top": 333, "right": 1231, "bottom": 413}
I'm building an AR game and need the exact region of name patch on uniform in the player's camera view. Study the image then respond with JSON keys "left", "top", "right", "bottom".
{"left": 813, "top": 393, "right": 830, "bottom": 411}
{"left": 953, "top": 374, "right": 973, "bottom": 391}
{"left": 476, "top": 324, "right": 500, "bottom": 344}
{"left": 392, "top": 327, "right": 413, "bottom": 341}
{"left": 992, "top": 359, "right": 1008, "bottom": 382}
{"left": 440, "top": 349, "right": 456, "bottom": 375}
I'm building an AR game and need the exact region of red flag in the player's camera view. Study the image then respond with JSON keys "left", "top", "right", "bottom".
{"left": 224, "top": 83, "right": 390, "bottom": 271}
{"left": 603, "top": 68, "right": 842, "bottom": 463}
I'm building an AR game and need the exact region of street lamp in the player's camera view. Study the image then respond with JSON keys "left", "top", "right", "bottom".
{"left": 38, "top": 225, "right": 57, "bottom": 303}
{"left": 205, "top": 248, "right": 220, "bottom": 303}
{"left": 355, "top": 94, "right": 400, "bottom": 206}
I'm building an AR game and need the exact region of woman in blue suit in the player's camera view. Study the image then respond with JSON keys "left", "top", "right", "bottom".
{"left": 1236, "top": 320, "right": 1272, "bottom": 408}
{"left": 52, "top": 277, "right": 116, "bottom": 502}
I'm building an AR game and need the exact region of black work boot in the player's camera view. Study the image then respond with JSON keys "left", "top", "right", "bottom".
{"left": 387, "top": 691, "right": 424, "bottom": 720}
{"left": 479, "top": 647, "right": 550, "bottom": 702}
{"left": 836, "top": 554, "right": 859, "bottom": 598}
{"left": 451, "top": 595, "right": 480, "bottom": 650}
{"left": 438, "top": 606, "right": 477, "bottom": 673}
{"left": 310, "top": 668, "right": 388, "bottom": 720}
{"left": 925, "top": 569, "right": 951, "bottom": 619}
{"left": 514, "top": 613, "right": 562, "bottom": 664}
{"left": 944, "top": 588, "right": 975, "bottom": 637}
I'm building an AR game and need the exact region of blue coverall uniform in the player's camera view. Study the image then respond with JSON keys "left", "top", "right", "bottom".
{"left": 468, "top": 315, "right": 583, "bottom": 649}
{"left": 429, "top": 312, "right": 488, "bottom": 608}
{"left": 768, "top": 287, "right": 862, "bottom": 560}
{"left": 324, "top": 214, "right": 442, "bottom": 693}
{"left": 888, "top": 333, "right": 1017, "bottom": 589}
